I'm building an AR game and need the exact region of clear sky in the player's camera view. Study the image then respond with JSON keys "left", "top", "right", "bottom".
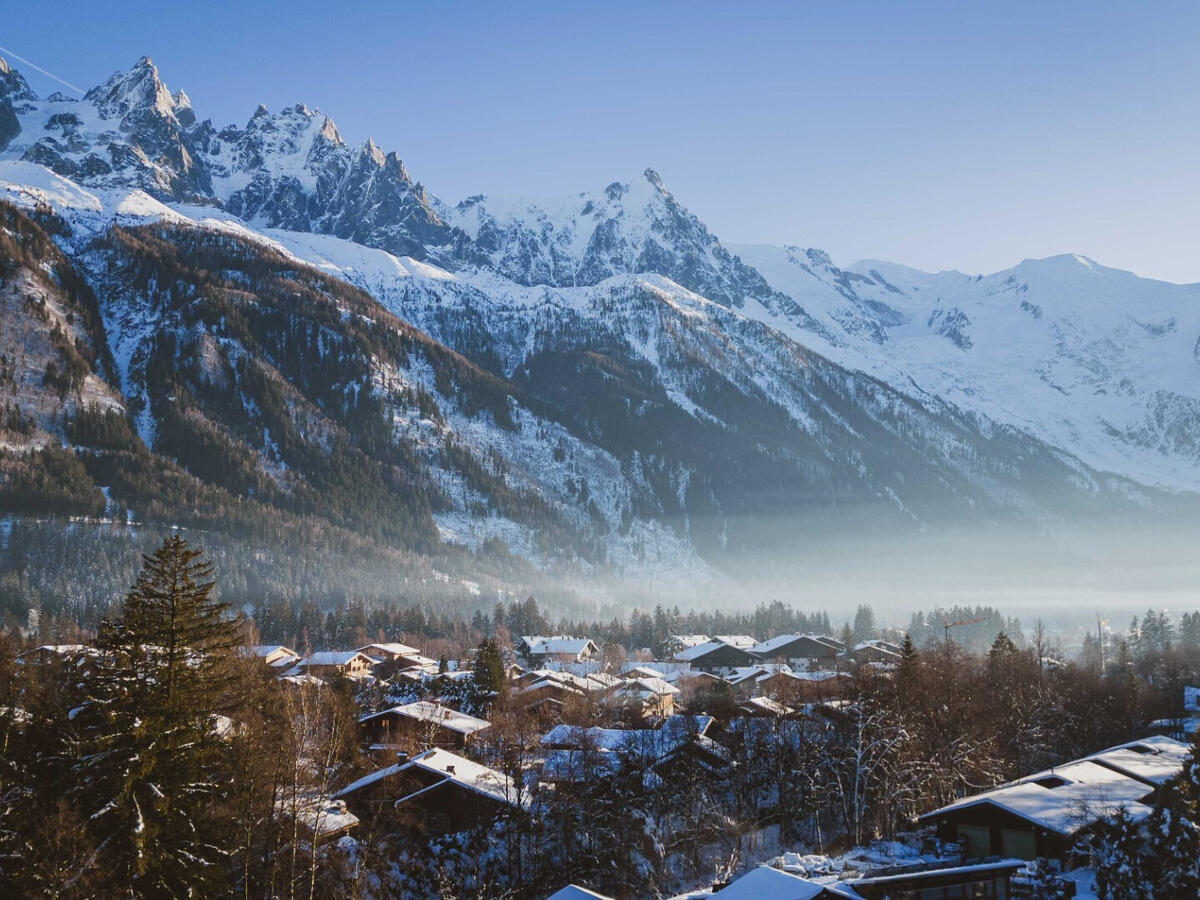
{"left": 6, "top": 0, "right": 1200, "bottom": 281}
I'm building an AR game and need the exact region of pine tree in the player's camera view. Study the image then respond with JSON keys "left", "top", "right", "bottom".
{"left": 1094, "top": 807, "right": 1145, "bottom": 899}
{"left": 74, "top": 535, "right": 245, "bottom": 895}
{"left": 473, "top": 637, "right": 507, "bottom": 701}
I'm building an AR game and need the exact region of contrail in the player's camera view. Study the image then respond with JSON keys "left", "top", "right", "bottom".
{"left": 0, "top": 44, "right": 85, "bottom": 96}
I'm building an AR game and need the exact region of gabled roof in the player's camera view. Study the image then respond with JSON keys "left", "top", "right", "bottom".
{"left": 297, "top": 650, "right": 374, "bottom": 667}
{"left": 750, "top": 634, "right": 840, "bottom": 657}
{"left": 674, "top": 639, "right": 756, "bottom": 662}
{"left": 526, "top": 637, "right": 597, "bottom": 656}
{"left": 715, "top": 865, "right": 830, "bottom": 900}
{"left": 1083, "top": 735, "right": 1191, "bottom": 785}
{"left": 919, "top": 758, "right": 1159, "bottom": 835}
{"left": 741, "top": 696, "right": 794, "bottom": 717}
{"left": 621, "top": 664, "right": 668, "bottom": 680}
{"left": 712, "top": 635, "right": 757, "bottom": 650}
{"left": 360, "top": 700, "right": 490, "bottom": 735}
{"left": 618, "top": 676, "right": 680, "bottom": 697}
{"left": 356, "top": 642, "right": 422, "bottom": 658}
{"left": 545, "top": 885, "right": 614, "bottom": 900}
{"left": 336, "top": 748, "right": 519, "bottom": 807}
{"left": 667, "top": 634, "right": 711, "bottom": 648}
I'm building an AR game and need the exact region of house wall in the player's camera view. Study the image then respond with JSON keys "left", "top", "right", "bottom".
{"left": 930, "top": 804, "right": 1070, "bottom": 860}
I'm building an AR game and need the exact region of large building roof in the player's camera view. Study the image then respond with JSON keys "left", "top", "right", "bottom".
{"left": 919, "top": 750, "right": 1182, "bottom": 835}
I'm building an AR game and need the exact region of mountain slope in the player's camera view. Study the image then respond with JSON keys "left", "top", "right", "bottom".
{"left": 0, "top": 55, "right": 1197, "bottom": 605}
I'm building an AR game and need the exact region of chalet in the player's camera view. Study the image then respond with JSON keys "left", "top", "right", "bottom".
{"left": 749, "top": 634, "right": 842, "bottom": 669}
{"left": 359, "top": 700, "right": 490, "bottom": 752}
{"left": 291, "top": 650, "right": 376, "bottom": 680}
{"left": 842, "top": 859, "right": 1025, "bottom": 900}
{"left": 716, "top": 859, "right": 1025, "bottom": 899}
{"left": 335, "top": 748, "right": 519, "bottom": 835}
{"left": 246, "top": 645, "right": 301, "bottom": 670}
{"left": 919, "top": 735, "right": 1189, "bottom": 860}
{"left": 842, "top": 640, "right": 903, "bottom": 666}
{"left": 673, "top": 638, "right": 758, "bottom": 676}
{"left": 521, "top": 636, "right": 600, "bottom": 666}
{"left": 356, "top": 642, "right": 436, "bottom": 669}
{"left": 608, "top": 675, "right": 679, "bottom": 718}
{"left": 726, "top": 663, "right": 801, "bottom": 698}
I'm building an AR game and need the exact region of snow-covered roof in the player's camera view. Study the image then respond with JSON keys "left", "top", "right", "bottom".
{"left": 750, "top": 634, "right": 839, "bottom": 657}
{"left": 742, "top": 696, "right": 794, "bottom": 717}
{"left": 297, "top": 651, "right": 373, "bottom": 667}
{"left": 674, "top": 639, "right": 754, "bottom": 661}
{"left": 586, "top": 672, "right": 622, "bottom": 689}
{"left": 249, "top": 644, "right": 297, "bottom": 657}
{"left": 618, "top": 676, "right": 680, "bottom": 697}
{"left": 400, "top": 748, "right": 518, "bottom": 805}
{"left": 280, "top": 794, "right": 359, "bottom": 840}
{"left": 337, "top": 748, "right": 518, "bottom": 807}
{"left": 622, "top": 664, "right": 668, "bottom": 679}
{"left": 277, "top": 673, "right": 326, "bottom": 687}
{"left": 1083, "top": 735, "right": 1191, "bottom": 785}
{"left": 356, "top": 642, "right": 422, "bottom": 658}
{"left": 920, "top": 758, "right": 1159, "bottom": 835}
{"left": 525, "top": 637, "right": 596, "bottom": 656}
{"left": 518, "top": 669, "right": 599, "bottom": 694}
{"left": 360, "top": 700, "right": 490, "bottom": 735}
{"left": 667, "top": 634, "right": 711, "bottom": 649}
{"left": 713, "top": 635, "right": 758, "bottom": 650}
{"left": 545, "top": 884, "right": 613, "bottom": 900}
{"left": 714, "top": 865, "right": 829, "bottom": 900}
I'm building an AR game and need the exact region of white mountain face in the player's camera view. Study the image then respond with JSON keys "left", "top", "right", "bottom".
{"left": 0, "top": 55, "right": 1197, "bottom": 588}
{"left": 729, "top": 244, "right": 1200, "bottom": 492}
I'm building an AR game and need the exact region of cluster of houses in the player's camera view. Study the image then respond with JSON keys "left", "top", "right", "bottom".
{"left": 22, "top": 637, "right": 1195, "bottom": 899}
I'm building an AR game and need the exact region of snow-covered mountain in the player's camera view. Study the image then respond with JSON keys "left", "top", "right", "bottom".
{"left": 1, "top": 55, "right": 1197, "bottom": 595}
{"left": 729, "top": 244, "right": 1200, "bottom": 493}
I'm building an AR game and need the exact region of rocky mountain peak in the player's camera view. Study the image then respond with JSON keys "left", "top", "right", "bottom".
{"left": 86, "top": 56, "right": 179, "bottom": 125}
{"left": 361, "top": 137, "right": 386, "bottom": 167}
{"left": 0, "top": 56, "right": 38, "bottom": 104}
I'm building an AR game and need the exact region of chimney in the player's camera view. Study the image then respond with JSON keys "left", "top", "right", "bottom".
{"left": 445, "top": 764, "right": 456, "bottom": 775}
{"left": 394, "top": 751, "right": 408, "bottom": 764}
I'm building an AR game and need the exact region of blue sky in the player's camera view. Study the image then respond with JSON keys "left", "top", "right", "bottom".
{"left": 6, "top": 0, "right": 1200, "bottom": 281}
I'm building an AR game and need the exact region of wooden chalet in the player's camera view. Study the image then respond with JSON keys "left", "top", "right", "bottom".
{"left": 246, "top": 644, "right": 301, "bottom": 671}
{"left": 749, "top": 634, "right": 842, "bottom": 669}
{"left": 672, "top": 638, "right": 757, "bottom": 675}
{"left": 359, "top": 700, "right": 490, "bottom": 752}
{"left": 335, "top": 748, "right": 520, "bottom": 835}
{"left": 717, "top": 859, "right": 1024, "bottom": 900}
{"left": 292, "top": 650, "right": 376, "bottom": 680}
{"left": 519, "top": 636, "right": 601, "bottom": 666}
{"left": 919, "top": 735, "right": 1189, "bottom": 861}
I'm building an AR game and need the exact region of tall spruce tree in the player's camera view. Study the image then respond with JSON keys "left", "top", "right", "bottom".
{"left": 75, "top": 535, "right": 244, "bottom": 896}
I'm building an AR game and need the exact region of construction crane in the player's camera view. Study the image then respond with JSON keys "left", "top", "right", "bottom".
{"left": 942, "top": 616, "right": 986, "bottom": 648}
